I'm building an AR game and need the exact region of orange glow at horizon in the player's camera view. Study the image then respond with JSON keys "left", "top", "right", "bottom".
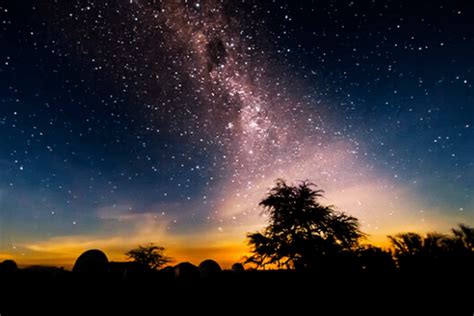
{"left": 0, "top": 224, "right": 451, "bottom": 270}
{"left": 1, "top": 240, "right": 250, "bottom": 270}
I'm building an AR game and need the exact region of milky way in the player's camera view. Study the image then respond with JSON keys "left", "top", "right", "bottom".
{"left": 0, "top": 0, "right": 472, "bottom": 266}
{"left": 121, "top": 1, "right": 367, "bottom": 227}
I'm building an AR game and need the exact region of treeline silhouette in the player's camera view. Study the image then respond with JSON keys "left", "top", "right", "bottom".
{"left": 0, "top": 179, "right": 472, "bottom": 313}
{"left": 245, "top": 179, "right": 474, "bottom": 276}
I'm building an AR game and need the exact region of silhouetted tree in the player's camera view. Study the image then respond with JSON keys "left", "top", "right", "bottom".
{"left": 451, "top": 224, "right": 474, "bottom": 252}
{"left": 389, "top": 232, "right": 424, "bottom": 256}
{"left": 356, "top": 245, "right": 396, "bottom": 273}
{"left": 126, "top": 243, "right": 171, "bottom": 270}
{"left": 389, "top": 232, "right": 443, "bottom": 271}
{"left": 449, "top": 224, "right": 474, "bottom": 276}
{"left": 246, "top": 179, "right": 365, "bottom": 270}
{"left": 388, "top": 226, "right": 474, "bottom": 273}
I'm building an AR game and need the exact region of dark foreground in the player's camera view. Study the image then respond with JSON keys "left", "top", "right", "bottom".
{"left": 1, "top": 268, "right": 472, "bottom": 315}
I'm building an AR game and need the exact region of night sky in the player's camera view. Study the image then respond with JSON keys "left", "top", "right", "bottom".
{"left": 1, "top": 0, "right": 473, "bottom": 267}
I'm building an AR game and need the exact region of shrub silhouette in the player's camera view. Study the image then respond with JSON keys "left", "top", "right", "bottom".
{"left": 246, "top": 179, "right": 365, "bottom": 270}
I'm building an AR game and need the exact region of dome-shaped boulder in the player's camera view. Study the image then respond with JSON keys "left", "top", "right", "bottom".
{"left": 0, "top": 259, "right": 18, "bottom": 274}
{"left": 231, "top": 262, "right": 244, "bottom": 273}
{"left": 73, "top": 249, "right": 109, "bottom": 274}
{"left": 174, "top": 262, "right": 199, "bottom": 281}
{"left": 198, "top": 259, "right": 222, "bottom": 278}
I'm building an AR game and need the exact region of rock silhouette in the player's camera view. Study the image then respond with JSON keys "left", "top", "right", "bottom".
{"left": 174, "top": 262, "right": 199, "bottom": 282}
{"left": 198, "top": 259, "right": 222, "bottom": 278}
{"left": 72, "top": 249, "right": 109, "bottom": 274}
{"left": 231, "top": 263, "right": 244, "bottom": 273}
{"left": 0, "top": 260, "right": 18, "bottom": 274}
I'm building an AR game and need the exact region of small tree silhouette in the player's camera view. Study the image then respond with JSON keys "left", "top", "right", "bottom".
{"left": 356, "top": 245, "right": 396, "bottom": 273}
{"left": 452, "top": 224, "right": 474, "bottom": 252}
{"left": 388, "top": 232, "right": 450, "bottom": 271}
{"left": 126, "top": 243, "right": 171, "bottom": 270}
{"left": 246, "top": 179, "right": 365, "bottom": 270}
{"left": 388, "top": 225, "right": 474, "bottom": 273}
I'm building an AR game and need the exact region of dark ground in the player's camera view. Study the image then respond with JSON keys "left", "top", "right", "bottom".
{"left": 0, "top": 268, "right": 472, "bottom": 315}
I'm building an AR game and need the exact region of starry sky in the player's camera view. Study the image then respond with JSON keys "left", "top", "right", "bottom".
{"left": 0, "top": 0, "right": 473, "bottom": 268}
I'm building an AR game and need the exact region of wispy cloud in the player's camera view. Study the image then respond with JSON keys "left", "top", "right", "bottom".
{"left": 12, "top": 201, "right": 247, "bottom": 268}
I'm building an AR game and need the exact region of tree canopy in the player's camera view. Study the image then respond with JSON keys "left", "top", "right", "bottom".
{"left": 246, "top": 179, "right": 365, "bottom": 270}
